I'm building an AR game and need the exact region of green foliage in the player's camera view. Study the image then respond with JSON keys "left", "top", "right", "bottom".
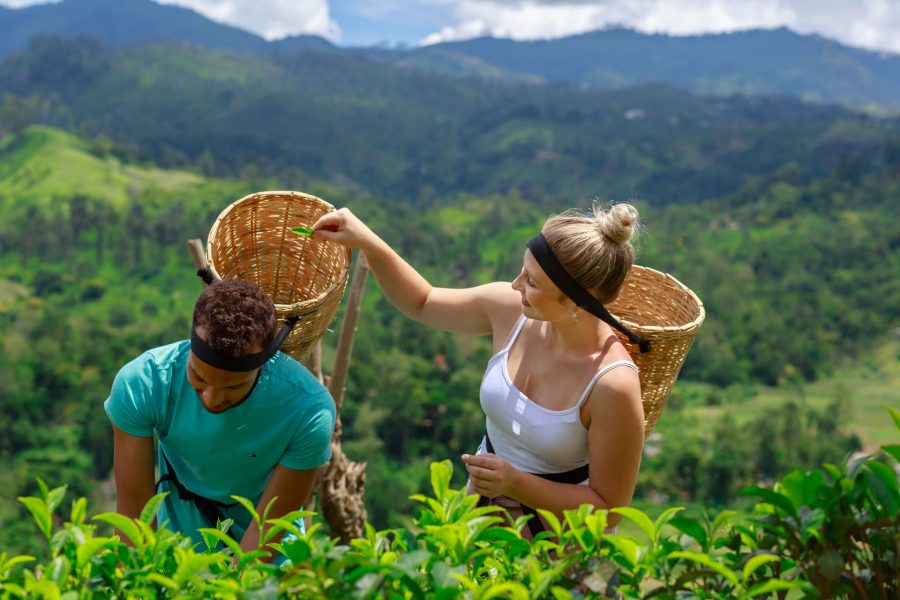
{"left": 3, "top": 425, "right": 899, "bottom": 598}
{"left": 0, "top": 122, "right": 898, "bottom": 538}
{"left": 3, "top": 38, "right": 898, "bottom": 204}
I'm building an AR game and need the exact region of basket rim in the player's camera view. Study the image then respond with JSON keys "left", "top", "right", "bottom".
{"left": 611, "top": 265, "right": 706, "bottom": 333}
{"left": 206, "top": 190, "right": 352, "bottom": 312}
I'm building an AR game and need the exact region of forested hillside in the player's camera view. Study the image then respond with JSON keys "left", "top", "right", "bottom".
{"left": 2, "top": 36, "right": 897, "bottom": 206}
{"left": 1, "top": 121, "right": 897, "bottom": 547}
{"left": 3, "top": 0, "right": 900, "bottom": 108}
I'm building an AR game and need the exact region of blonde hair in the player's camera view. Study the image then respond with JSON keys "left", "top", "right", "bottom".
{"left": 541, "top": 201, "right": 640, "bottom": 304}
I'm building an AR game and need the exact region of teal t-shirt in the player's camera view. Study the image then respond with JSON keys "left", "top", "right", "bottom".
{"left": 104, "top": 341, "right": 335, "bottom": 546}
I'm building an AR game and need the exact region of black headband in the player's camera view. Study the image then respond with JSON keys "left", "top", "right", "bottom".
{"left": 190, "top": 314, "right": 302, "bottom": 372}
{"left": 526, "top": 233, "right": 651, "bottom": 353}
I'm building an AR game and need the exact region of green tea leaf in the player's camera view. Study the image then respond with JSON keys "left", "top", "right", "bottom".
{"left": 230, "top": 496, "right": 261, "bottom": 527}
{"left": 611, "top": 507, "right": 656, "bottom": 544}
{"left": 653, "top": 506, "right": 684, "bottom": 532}
{"left": 75, "top": 538, "right": 111, "bottom": 569}
{"left": 18, "top": 497, "right": 52, "bottom": 540}
{"left": 741, "top": 553, "right": 778, "bottom": 582}
{"left": 197, "top": 528, "right": 244, "bottom": 560}
{"left": 430, "top": 460, "right": 452, "bottom": 502}
{"left": 889, "top": 406, "right": 900, "bottom": 431}
{"left": 669, "top": 551, "right": 739, "bottom": 587}
{"left": 46, "top": 486, "right": 67, "bottom": 515}
{"left": 1, "top": 555, "right": 36, "bottom": 575}
{"left": 146, "top": 573, "right": 180, "bottom": 591}
{"left": 882, "top": 444, "right": 900, "bottom": 463}
{"left": 669, "top": 516, "right": 708, "bottom": 549}
{"left": 93, "top": 513, "right": 144, "bottom": 550}
{"left": 69, "top": 498, "right": 87, "bottom": 526}
{"left": 139, "top": 492, "right": 168, "bottom": 525}
{"left": 741, "top": 579, "right": 807, "bottom": 599}
{"left": 741, "top": 487, "right": 797, "bottom": 519}
{"left": 291, "top": 226, "right": 314, "bottom": 237}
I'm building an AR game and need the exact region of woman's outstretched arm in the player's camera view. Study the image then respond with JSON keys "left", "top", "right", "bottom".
{"left": 313, "top": 208, "right": 519, "bottom": 335}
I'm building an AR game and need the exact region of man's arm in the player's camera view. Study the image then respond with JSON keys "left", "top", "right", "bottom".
{"left": 112, "top": 424, "right": 156, "bottom": 530}
{"left": 239, "top": 464, "right": 318, "bottom": 561}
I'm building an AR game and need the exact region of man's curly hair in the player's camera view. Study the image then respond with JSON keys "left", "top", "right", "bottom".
{"left": 192, "top": 279, "right": 277, "bottom": 357}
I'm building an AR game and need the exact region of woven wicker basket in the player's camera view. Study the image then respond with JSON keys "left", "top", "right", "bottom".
{"left": 606, "top": 265, "right": 705, "bottom": 434}
{"left": 205, "top": 190, "right": 352, "bottom": 360}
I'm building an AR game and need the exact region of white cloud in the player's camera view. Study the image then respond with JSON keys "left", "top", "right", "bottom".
{"left": 155, "top": 0, "right": 340, "bottom": 40}
{"left": 2, "top": 0, "right": 900, "bottom": 53}
{"left": 0, "top": 0, "right": 341, "bottom": 41}
{"left": 419, "top": 0, "right": 900, "bottom": 54}
{"left": 0, "top": 0, "right": 59, "bottom": 6}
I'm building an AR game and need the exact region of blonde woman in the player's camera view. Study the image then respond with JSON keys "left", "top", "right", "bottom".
{"left": 313, "top": 203, "right": 646, "bottom": 538}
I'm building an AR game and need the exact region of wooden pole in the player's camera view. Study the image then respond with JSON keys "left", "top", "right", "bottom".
{"left": 328, "top": 253, "right": 370, "bottom": 413}
{"left": 186, "top": 238, "right": 209, "bottom": 288}
{"left": 318, "top": 252, "right": 371, "bottom": 543}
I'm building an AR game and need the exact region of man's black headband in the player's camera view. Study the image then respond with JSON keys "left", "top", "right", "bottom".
{"left": 190, "top": 314, "right": 301, "bottom": 372}
{"left": 526, "top": 233, "right": 651, "bottom": 353}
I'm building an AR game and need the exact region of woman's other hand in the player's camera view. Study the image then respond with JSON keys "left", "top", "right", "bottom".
{"left": 462, "top": 453, "right": 520, "bottom": 499}
{"left": 312, "top": 208, "right": 376, "bottom": 249}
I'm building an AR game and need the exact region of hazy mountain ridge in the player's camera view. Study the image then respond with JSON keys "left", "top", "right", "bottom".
{"left": 2, "top": 0, "right": 900, "bottom": 107}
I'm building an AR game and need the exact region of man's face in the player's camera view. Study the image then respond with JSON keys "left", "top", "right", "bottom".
{"left": 187, "top": 327, "right": 261, "bottom": 413}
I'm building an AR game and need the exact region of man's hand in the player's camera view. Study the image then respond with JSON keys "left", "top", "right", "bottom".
{"left": 238, "top": 464, "right": 318, "bottom": 562}
{"left": 462, "top": 453, "right": 520, "bottom": 499}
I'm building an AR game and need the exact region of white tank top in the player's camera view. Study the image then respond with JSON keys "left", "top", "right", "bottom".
{"left": 478, "top": 315, "right": 638, "bottom": 476}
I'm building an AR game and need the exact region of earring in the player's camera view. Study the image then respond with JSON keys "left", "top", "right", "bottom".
{"left": 572, "top": 308, "right": 579, "bottom": 324}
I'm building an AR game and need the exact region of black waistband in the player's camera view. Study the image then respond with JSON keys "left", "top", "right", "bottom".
{"left": 483, "top": 433, "right": 589, "bottom": 484}
{"left": 477, "top": 432, "right": 589, "bottom": 539}
{"left": 156, "top": 449, "right": 239, "bottom": 539}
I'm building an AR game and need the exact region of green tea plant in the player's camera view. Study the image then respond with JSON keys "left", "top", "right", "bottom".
{"left": 2, "top": 410, "right": 898, "bottom": 598}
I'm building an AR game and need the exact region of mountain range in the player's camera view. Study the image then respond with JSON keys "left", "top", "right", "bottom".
{"left": 2, "top": 0, "right": 900, "bottom": 107}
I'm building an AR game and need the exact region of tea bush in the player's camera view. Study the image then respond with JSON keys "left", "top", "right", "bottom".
{"left": 2, "top": 410, "right": 898, "bottom": 599}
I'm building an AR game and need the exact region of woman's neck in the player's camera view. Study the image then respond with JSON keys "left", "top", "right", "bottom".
{"left": 544, "top": 317, "right": 609, "bottom": 356}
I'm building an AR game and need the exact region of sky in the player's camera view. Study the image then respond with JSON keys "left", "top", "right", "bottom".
{"left": 3, "top": 0, "right": 900, "bottom": 54}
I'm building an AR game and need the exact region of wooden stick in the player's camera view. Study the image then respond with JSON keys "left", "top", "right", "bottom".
{"left": 186, "top": 238, "right": 210, "bottom": 287}
{"left": 328, "top": 253, "right": 369, "bottom": 413}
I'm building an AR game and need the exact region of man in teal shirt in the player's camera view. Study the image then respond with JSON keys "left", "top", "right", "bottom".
{"left": 105, "top": 278, "right": 335, "bottom": 559}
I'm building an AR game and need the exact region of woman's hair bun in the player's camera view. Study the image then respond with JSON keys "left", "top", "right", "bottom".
{"left": 594, "top": 202, "right": 639, "bottom": 245}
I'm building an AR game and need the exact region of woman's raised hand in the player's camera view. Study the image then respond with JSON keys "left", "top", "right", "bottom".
{"left": 312, "top": 208, "right": 376, "bottom": 249}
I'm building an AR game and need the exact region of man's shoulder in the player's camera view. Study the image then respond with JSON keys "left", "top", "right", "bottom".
{"left": 265, "top": 354, "right": 335, "bottom": 410}
{"left": 116, "top": 341, "right": 190, "bottom": 386}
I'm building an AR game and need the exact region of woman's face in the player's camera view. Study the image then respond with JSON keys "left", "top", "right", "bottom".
{"left": 187, "top": 327, "right": 261, "bottom": 413}
{"left": 511, "top": 249, "right": 571, "bottom": 321}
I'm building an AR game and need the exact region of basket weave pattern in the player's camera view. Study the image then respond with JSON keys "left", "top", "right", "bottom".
{"left": 607, "top": 266, "right": 705, "bottom": 434}
{"left": 206, "top": 191, "right": 351, "bottom": 360}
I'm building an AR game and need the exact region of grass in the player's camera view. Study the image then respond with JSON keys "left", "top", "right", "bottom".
{"left": 672, "top": 341, "right": 900, "bottom": 451}
{"left": 0, "top": 125, "right": 202, "bottom": 218}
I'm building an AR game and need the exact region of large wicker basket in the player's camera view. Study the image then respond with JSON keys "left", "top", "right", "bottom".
{"left": 205, "top": 191, "right": 352, "bottom": 360}
{"left": 607, "top": 266, "right": 705, "bottom": 434}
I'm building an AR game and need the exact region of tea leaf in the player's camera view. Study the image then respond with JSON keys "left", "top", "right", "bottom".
{"left": 669, "top": 516, "right": 708, "bottom": 549}
{"left": 741, "top": 553, "right": 778, "bottom": 582}
{"left": 291, "top": 226, "right": 314, "bottom": 237}
{"left": 889, "top": 406, "right": 900, "bottom": 431}
{"left": 93, "top": 513, "right": 144, "bottom": 551}
{"left": 139, "top": 492, "right": 168, "bottom": 525}
{"left": 18, "top": 497, "right": 52, "bottom": 541}
{"left": 669, "top": 551, "right": 739, "bottom": 587}
{"left": 611, "top": 507, "right": 656, "bottom": 544}
{"left": 75, "top": 538, "right": 111, "bottom": 570}
{"left": 741, "top": 579, "right": 807, "bottom": 598}
{"left": 741, "top": 487, "right": 797, "bottom": 519}
{"left": 69, "top": 498, "right": 87, "bottom": 526}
